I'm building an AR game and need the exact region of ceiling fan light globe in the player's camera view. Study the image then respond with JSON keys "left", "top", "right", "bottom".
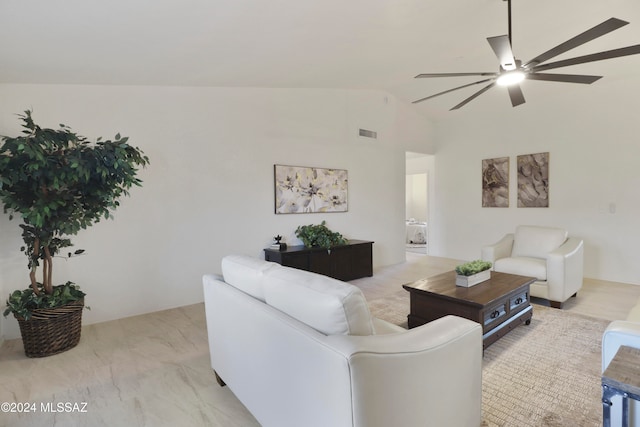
{"left": 497, "top": 70, "right": 525, "bottom": 86}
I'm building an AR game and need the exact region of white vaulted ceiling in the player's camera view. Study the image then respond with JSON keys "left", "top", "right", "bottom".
{"left": 2, "top": 0, "right": 640, "bottom": 118}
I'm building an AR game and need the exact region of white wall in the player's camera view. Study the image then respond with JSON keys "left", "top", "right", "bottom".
{"left": 406, "top": 173, "right": 427, "bottom": 222}
{"left": 0, "top": 84, "right": 433, "bottom": 339}
{"left": 430, "top": 81, "right": 640, "bottom": 285}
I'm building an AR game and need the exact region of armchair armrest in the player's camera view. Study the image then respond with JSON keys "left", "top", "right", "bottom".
{"left": 327, "top": 315, "right": 482, "bottom": 427}
{"left": 546, "top": 237, "right": 584, "bottom": 302}
{"left": 548, "top": 236, "right": 583, "bottom": 259}
{"left": 481, "top": 233, "right": 514, "bottom": 264}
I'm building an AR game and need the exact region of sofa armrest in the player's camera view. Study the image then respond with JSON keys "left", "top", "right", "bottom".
{"left": 602, "top": 320, "right": 640, "bottom": 371}
{"left": 327, "top": 315, "right": 482, "bottom": 427}
{"left": 546, "top": 237, "right": 584, "bottom": 302}
{"left": 482, "top": 233, "right": 514, "bottom": 264}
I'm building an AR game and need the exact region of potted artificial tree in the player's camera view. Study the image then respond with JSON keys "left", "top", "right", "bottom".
{"left": 0, "top": 110, "right": 149, "bottom": 357}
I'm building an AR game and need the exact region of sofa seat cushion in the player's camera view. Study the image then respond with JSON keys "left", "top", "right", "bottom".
{"left": 221, "top": 254, "right": 281, "bottom": 301}
{"left": 494, "top": 256, "right": 547, "bottom": 281}
{"left": 512, "top": 225, "right": 567, "bottom": 259}
{"left": 264, "top": 266, "right": 374, "bottom": 336}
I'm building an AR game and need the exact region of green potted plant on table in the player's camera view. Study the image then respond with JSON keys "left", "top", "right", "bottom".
{"left": 0, "top": 110, "right": 149, "bottom": 357}
{"left": 455, "top": 260, "right": 492, "bottom": 288}
{"left": 295, "top": 220, "right": 347, "bottom": 251}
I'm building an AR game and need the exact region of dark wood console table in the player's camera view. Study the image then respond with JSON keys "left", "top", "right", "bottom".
{"left": 264, "top": 240, "right": 373, "bottom": 281}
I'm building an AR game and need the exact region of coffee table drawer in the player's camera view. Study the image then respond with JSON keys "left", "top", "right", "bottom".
{"left": 484, "top": 303, "right": 507, "bottom": 327}
{"left": 510, "top": 291, "right": 529, "bottom": 311}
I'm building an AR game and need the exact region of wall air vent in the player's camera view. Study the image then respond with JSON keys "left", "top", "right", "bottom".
{"left": 358, "top": 129, "right": 377, "bottom": 139}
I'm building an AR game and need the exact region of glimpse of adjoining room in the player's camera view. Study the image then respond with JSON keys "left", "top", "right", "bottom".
{"left": 406, "top": 152, "right": 431, "bottom": 255}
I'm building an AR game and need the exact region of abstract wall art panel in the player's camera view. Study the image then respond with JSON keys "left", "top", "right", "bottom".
{"left": 517, "top": 152, "right": 549, "bottom": 207}
{"left": 482, "top": 157, "right": 509, "bottom": 207}
{"left": 274, "top": 165, "right": 348, "bottom": 214}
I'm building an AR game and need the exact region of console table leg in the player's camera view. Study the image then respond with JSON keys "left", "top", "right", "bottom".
{"left": 602, "top": 385, "right": 614, "bottom": 427}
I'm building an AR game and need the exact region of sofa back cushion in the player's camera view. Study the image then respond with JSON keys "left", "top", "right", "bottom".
{"left": 264, "top": 266, "right": 374, "bottom": 336}
{"left": 221, "top": 254, "right": 280, "bottom": 301}
{"left": 512, "top": 225, "right": 568, "bottom": 259}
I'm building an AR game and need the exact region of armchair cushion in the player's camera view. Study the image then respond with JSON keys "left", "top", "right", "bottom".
{"left": 494, "top": 257, "right": 547, "bottom": 280}
{"left": 512, "top": 225, "right": 568, "bottom": 259}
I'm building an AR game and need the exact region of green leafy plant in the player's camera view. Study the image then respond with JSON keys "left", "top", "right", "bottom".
{"left": 0, "top": 110, "right": 149, "bottom": 319}
{"left": 4, "top": 281, "right": 86, "bottom": 320}
{"left": 295, "top": 220, "right": 347, "bottom": 249}
{"left": 455, "top": 260, "right": 492, "bottom": 276}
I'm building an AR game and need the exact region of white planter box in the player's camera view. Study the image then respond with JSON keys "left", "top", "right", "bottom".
{"left": 455, "top": 270, "right": 491, "bottom": 287}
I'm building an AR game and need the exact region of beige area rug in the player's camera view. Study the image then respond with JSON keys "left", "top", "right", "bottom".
{"left": 368, "top": 290, "right": 608, "bottom": 427}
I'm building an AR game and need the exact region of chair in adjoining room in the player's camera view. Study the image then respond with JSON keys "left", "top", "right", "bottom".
{"left": 481, "top": 225, "right": 584, "bottom": 309}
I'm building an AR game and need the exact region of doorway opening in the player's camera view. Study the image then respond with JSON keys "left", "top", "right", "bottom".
{"left": 406, "top": 152, "right": 433, "bottom": 255}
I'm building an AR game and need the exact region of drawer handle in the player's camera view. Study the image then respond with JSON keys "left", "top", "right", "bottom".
{"left": 515, "top": 297, "right": 523, "bottom": 305}
{"left": 491, "top": 310, "right": 500, "bottom": 319}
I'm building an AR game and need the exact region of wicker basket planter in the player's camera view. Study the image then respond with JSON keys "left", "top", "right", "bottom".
{"left": 15, "top": 299, "right": 84, "bottom": 358}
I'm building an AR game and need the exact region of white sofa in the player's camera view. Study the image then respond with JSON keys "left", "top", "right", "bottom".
{"left": 602, "top": 299, "right": 640, "bottom": 426}
{"left": 203, "top": 254, "right": 482, "bottom": 427}
{"left": 481, "top": 225, "right": 584, "bottom": 308}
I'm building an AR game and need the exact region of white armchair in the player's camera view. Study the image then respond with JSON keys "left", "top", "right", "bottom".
{"left": 481, "top": 225, "right": 584, "bottom": 308}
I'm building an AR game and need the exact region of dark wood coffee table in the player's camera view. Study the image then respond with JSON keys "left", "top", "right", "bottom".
{"left": 402, "top": 271, "right": 535, "bottom": 349}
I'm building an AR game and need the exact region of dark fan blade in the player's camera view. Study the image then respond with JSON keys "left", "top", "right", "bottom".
{"left": 487, "top": 35, "right": 517, "bottom": 70}
{"left": 526, "top": 73, "right": 602, "bottom": 84}
{"left": 451, "top": 82, "right": 496, "bottom": 110}
{"left": 522, "top": 17, "right": 629, "bottom": 69}
{"left": 507, "top": 84, "right": 525, "bottom": 107}
{"left": 412, "top": 78, "right": 495, "bottom": 104}
{"left": 531, "top": 44, "right": 640, "bottom": 72}
{"left": 415, "top": 72, "right": 496, "bottom": 78}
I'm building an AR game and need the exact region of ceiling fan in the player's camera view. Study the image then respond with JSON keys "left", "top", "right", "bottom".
{"left": 413, "top": 0, "right": 640, "bottom": 110}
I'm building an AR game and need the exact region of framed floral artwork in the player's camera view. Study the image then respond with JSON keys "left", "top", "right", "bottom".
{"left": 274, "top": 165, "right": 348, "bottom": 214}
